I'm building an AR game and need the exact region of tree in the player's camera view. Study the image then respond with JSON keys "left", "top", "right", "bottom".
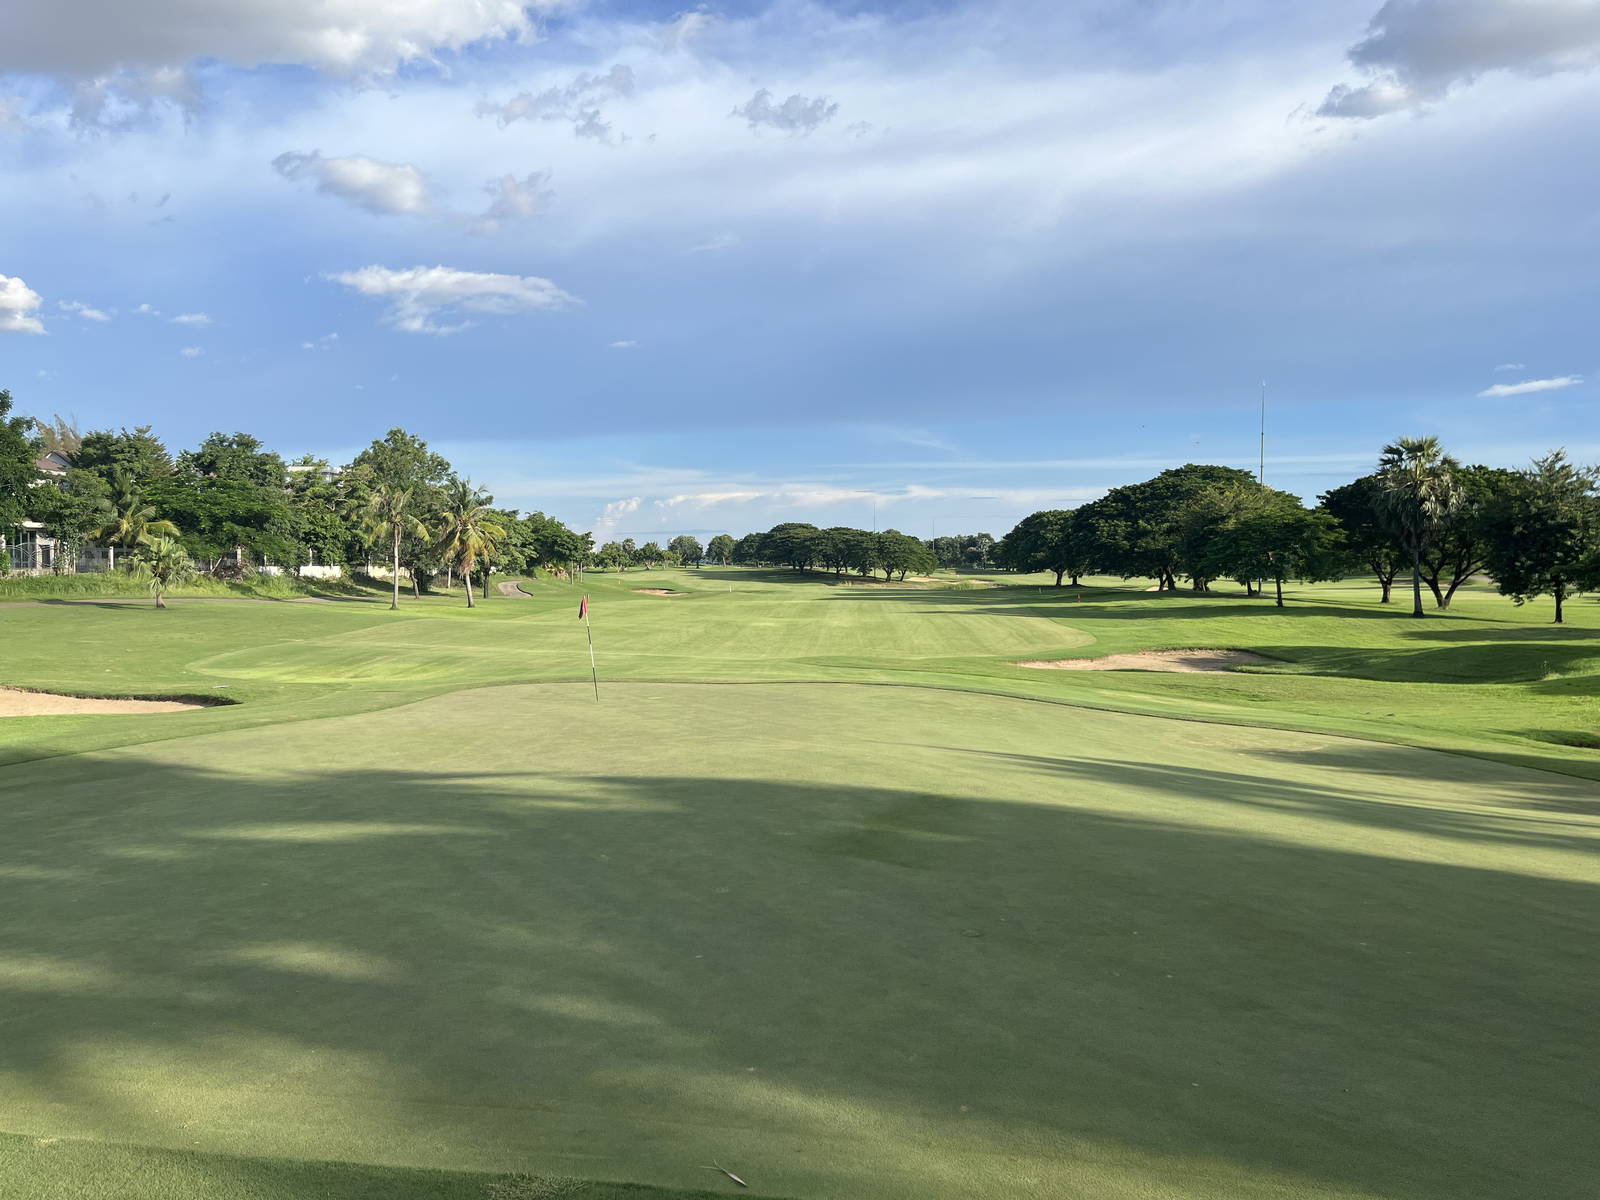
{"left": 92, "top": 471, "right": 179, "bottom": 570}
{"left": 30, "top": 468, "right": 111, "bottom": 574}
{"left": 706, "top": 534, "right": 736, "bottom": 565}
{"left": 998, "top": 509, "right": 1091, "bottom": 586}
{"left": 138, "top": 535, "right": 195, "bottom": 609}
{"left": 1482, "top": 451, "right": 1600, "bottom": 624}
{"left": 635, "top": 541, "right": 666, "bottom": 569}
{"left": 0, "top": 389, "right": 40, "bottom": 534}
{"left": 1081, "top": 464, "right": 1258, "bottom": 589}
{"left": 33, "top": 413, "right": 81, "bottom": 459}
{"left": 872, "top": 529, "right": 934, "bottom": 581}
{"left": 1319, "top": 475, "right": 1404, "bottom": 602}
{"left": 357, "top": 482, "right": 429, "bottom": 610}
{"left": 1418, "top": 464, "right": 1515, "bottom": 610}
{"left": 74, "top": 425, "right": 173, "bottom": 489}
{"left": 351, "top": 429, "right": 452, "bottom": 595}
{"left": 668, "top": 535, "right": 704, "bottom": 567}
{"left": 433, "top": 478, "right": 506, "bottom": 609}
{"left": 765, "top": 523, "right": 821, "bottom": 570}
{"left": 1376, "top": 436, "right": 1461, "bottom": 618}
{"left": 1190, "top": 484, "right": 1343, "bottom": 607}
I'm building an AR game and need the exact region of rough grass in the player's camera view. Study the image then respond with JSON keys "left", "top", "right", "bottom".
{"left": 0, "top": 570, "right": 1597, "bottom": 1198}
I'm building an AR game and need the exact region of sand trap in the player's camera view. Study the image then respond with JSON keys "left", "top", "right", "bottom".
{"left": 0, "top": 686, "right": 212, "bottom": 716}
{"left": 1016, "top": 649, "right": 1275, "bottom": 673}
{"left": 632, "top": 588, "right": 683, "bottom": 595}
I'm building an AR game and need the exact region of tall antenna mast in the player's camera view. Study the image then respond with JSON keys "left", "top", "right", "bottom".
{"left": 1258, "top": 378, "right": 1266, "bottom": 485}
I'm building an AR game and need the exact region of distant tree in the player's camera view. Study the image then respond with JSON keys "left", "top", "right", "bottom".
{"left": 74, "top": 425, "right": 173, "bottom": 489}
{"left": 32, "top": 413, "right": 81, "bottom": 459}
{"left": 668, "top": 535, "right": 704, "bottom": 567}
{"left": 595, "top": 541, "right": 630, "bottom": 571}
{"left": 29, "top": 468, "right": 110, "bottom": 573}
{"left": 1082, "top": 464, "right": 1258, "bottom": 589}
{"left": 152, "top": 436, "right": 297, "bottom": 572}
{"left": 872, "top": 529, "right": 934, "bottom": 581}
{"left": 1320, "top": 475, "right": 1404, "bottom": 602}
{"left": 358, "top": 482, "right": 429, "bottom": 610}
{"left": 1482, "top": 451, "right": 1600, "bottom": 624}
{"left": 433, "top": 478, "right": 506, "bottom": 608}
{"left": 1376, "top": 436, "right": 1461, "bottom": 618}
{"left": 0, "top": 389, "right": 40, "bottom": 533}
{"left": 1418, "top": 464, "right": 1516, "bottom": 610}
{"left": 91, "top": 471, "right": 179, "bottom": 570}
{"left": 765, "top": 523, "right": 822, "bottom": 570}
{"left": 179, "top": 431, "right": 287, "bottom": 488}
{"left": 706, "top": 533, "right": 736, "bottom": 565}
{"left": 1190, "top": 484, "right": 1343, "bottom": 607}
{"left": 286, "top": 456, "right": 347, "bottom": 569}
{"left": 998, "top": 509, "right": 1091, "bottom": 586}
{"left": 635, "top": 541, "right": 665, "bottom": 569}
{"left": 138, "top": 534, "right": 195, "bottom": 609}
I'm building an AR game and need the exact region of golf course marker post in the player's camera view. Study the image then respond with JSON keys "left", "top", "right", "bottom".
{"left": 579, "top": 595, "right": 599, "bottom": 702}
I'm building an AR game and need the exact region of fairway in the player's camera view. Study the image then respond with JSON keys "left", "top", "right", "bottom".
{"left": 2, "top": 572, "right": 1598, "bottom": 1199}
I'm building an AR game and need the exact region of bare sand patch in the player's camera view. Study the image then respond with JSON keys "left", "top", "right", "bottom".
{"left": 0, "top": 687, "right": 212, "bottom": 717}
{"left": 632, "top": 588, "right": 683, "bottom": 596}
{"left": 1016, "top": 649, "right": 1276, "bottom": 673}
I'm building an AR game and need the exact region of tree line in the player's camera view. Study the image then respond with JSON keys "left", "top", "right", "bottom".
{"left": 994, "top": 437, "right": 1600, "bottom": 622}
{"left": 0, "top": 390, "right": 591, "bottom": 610}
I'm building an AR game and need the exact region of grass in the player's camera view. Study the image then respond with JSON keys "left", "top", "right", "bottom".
{"left": 0, "top": 568, "right": 1597, "bottom": 1198}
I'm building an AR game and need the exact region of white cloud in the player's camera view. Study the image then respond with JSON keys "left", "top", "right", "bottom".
{"left": 1477, "top": 374, "right": 1582, "bottom": 398}
{"left": 58, "top": 299, "right": 111, "bottom": 321}
{"left": 1319, "top": 0, "right": 1600, "bottom": 118}
{"left": 171, "top": 311, "right": 211, "bottom": 326}
{"left": 0, "top": 274, "right": 46, "bottom": 334}
{"left": 1494, "top": 362, "right": 1526, "bottom": 371}
{"left": 328, "top": 264, "right": 577, "bottom": 335}
{"left": 731, "top": 88, "right": 839, "bottom": 135}
{"left": 178, "top": 346, "right": 204, "bottom": 357}
{"left": 594, "top": 495, "right": 643, "bottom": 534}
{"left": 273, "top": 150, "right": 430, "bottom": 215}
{"left": 661, "top": 10, "right": 714, "bottom": 51}
{"left": 301, "top": 332, "right": 339, "bottom": 350}
{"left": 475, "top": 65, "right": 634, "bottom": 142}
{"left": 609, "top": 339, "right": 638, "bottom": 349}
{"left": 133, "top": 302, "right": 161, "bottom": 316}
{"left": 0, "top": 95, "right": 28, "bottom": 133}
{"left": 473, "top": 170, "right": 553, "bottom": 234}
{"left": 1, "top": 0, "right": 555, "bottom": 80}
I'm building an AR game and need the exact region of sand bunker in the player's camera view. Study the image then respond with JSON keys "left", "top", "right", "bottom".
{"left": 632, "top": 588, "right": 683, "bottom": 595}
{"left": 0, "top": 686, "right": 212, "bottom": 717}
{"left": 1016, "top": 649, "right": 1275, "bottom": 673}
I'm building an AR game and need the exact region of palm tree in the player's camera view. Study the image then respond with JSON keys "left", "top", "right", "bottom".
{"left": 1376, "top": 436, "right": 1461, "bottom": 617}
{"left": 433, "top": 478, "right": 506, "bottom": 609}
{"left": 138, "top": 535, "right": 194, "bottom": 609}
{"left": 91, "top": 471, "right": 178, "bottom": 570}
{"left": 358, "top": 483, "right": 429, "bottom": 611}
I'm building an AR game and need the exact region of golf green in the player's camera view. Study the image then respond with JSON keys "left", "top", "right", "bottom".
{"left": 3, "top": 672, "right": 1596, "bottom": 1199}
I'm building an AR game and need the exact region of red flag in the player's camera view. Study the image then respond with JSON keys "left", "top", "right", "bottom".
{"left": 578, "top": 595, "right": 588, "bottom": 620}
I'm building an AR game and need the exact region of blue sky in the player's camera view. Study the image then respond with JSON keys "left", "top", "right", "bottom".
{"left": 2, "top": 0, "right": 1597, "bottom": 541}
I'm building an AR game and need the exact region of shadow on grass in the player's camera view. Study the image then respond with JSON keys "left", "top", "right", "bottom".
{"left": 0, "top": 754, "right": 1595, "bottom": 1199}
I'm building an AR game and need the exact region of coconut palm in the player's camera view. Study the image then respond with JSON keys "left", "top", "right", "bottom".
{"left": 1376, "top": 435, "right": 1461, "bottom": 618}
{"left": 357, "top": 482, "right": 430, "bottom": 611}
{"left": 433, "top": 478, "right": 506, "bottom": 609}
{"left": 138, "top": 535, "right": 194, "bottom": 609}
{"left": 91, "top": 470, "right": 178, "bottom": 570}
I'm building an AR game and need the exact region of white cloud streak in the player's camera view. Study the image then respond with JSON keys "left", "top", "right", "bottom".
{"left": 1476, "top": 374, "right": 1582, "bottom": 398}
{"left": 328, "top": 264, "right": 577, "bottom": 335}
{"left": 171, "top": 311, "right": 211, "bottom": 326}
{"left": 58, "top": 299, "right": 111, "bottom": 321}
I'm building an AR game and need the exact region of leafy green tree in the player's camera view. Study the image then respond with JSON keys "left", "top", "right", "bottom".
{"left": 74, "top": 425, "right": 173, "bottom": 489}
{"left": 286, "top": 457, "right": 347, "bottom": 569}
{"left": 1418, "top": 464, "right": 1516, "bottom": 610}
{"left": 998, "top": 509, "right": 1091, "bottom": 586}
{"left": 1189, "top": 484, "right": 1343, "bottom": 607}
{"left": 668, "top": 535, "right": 704, "bottom": 567}
{"left": 1082, "top": 464, "right": 1258, "bottom": 589}
{"left": 0, "top": 389, "right": 40, "bottom": 534}
{"left": 138, "top": 534, "right": 195, "bottom": 609}
{"left": 706, "top": 533, "right": 736, "bottom": 565}
{"left": 28, "top": 468, "right": 110, "bottom": 573}
{"left": 1319, "top": 475, "right": 1404, "bottom": 603}
{"left": 1482, "top": 451, "right": 1600, "bottom": 624}
{"left": 92, "top": 471, "right": 179, "bottom": 570}
{"left": 179, "top": 432, "right": 287, "bottom": 488}
{"left": 350, "top": 430, "right": 452, "bottom": 594}
{"left": 872, "top": 529, "right": 934, "bottom": 581}
{"left": 358, "top": 482, "right": 430, "bottom": 610}
{"left": 434, "top": 479, "right": 506, "bottom": 608}
{"left": 635, "top": 541, "right": 666, "bottom": 568}
{"left": 765, "top": 522, "right": 821, "bottom": 570}
{"left": 731, "top": 532, "right": 768, "bottom": 564}
{"left": 1376, "top": 436, "right": 1461, "bottom": 618}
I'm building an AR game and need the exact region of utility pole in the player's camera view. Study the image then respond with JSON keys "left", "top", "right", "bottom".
{"left": 1258, "top": 378, "right": 1267, "bottom": 485}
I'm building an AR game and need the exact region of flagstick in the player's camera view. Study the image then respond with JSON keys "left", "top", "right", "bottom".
{"left": 584, "top": 606, "right": 600, "bottom": 702}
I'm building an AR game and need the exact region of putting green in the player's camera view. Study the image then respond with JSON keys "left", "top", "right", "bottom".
{"left": 3, "top": 681, "right": 1595, "bottom": 1199}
